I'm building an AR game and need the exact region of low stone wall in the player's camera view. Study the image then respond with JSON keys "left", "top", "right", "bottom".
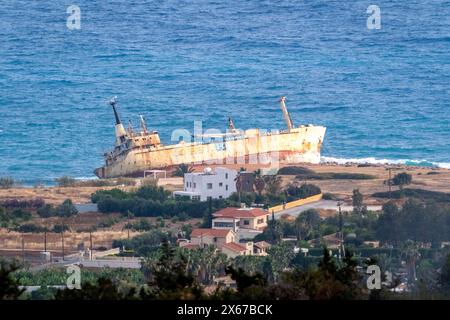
{"left": 268, "top": 193, "right": 323, "bottom": 213}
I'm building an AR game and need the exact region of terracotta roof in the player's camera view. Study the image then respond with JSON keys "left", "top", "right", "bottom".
{"left": 221, "top": 242, "right": 247, "bottom": 253}
{"left": 254, "top": 241, "right": 271, "bottom": 249}
{"left": 213, "top": 207, "right": 268, "bottom": 218}
{"left": 191, "top": 228, "right": 233, "bottom": 238}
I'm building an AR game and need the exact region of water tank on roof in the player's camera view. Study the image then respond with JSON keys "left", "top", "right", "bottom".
{"left": 203, "top": 167, "right": 213, "bottom": 174}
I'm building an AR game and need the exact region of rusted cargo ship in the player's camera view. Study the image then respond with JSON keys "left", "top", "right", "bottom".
{"left": 94, "top": 97, "right": 326, "bottom": 178}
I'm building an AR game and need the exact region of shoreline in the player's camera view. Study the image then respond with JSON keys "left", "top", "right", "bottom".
{"left": 1, "top": 162, "right": 449, "bottom": 205}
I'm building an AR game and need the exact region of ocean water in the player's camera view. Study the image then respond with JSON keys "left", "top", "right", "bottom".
{"left": 0, "top": 0, "right": 449, "bottom": 184}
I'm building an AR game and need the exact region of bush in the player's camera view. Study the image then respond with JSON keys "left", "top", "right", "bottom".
{"left": 52, "top": 224, "right": 70, "bottom": 233}
{"left": 0, "top": 198, "right": 45, "bottom": 209}
{"left": 278, "top": 166, "right": 315, "bottom": 175}
{"left": 37, "top": 204, "right": 56, "bottom": 218}
{"left": 0, "top": 177, "right": 15, "bottom": 189}
{"left": 372, "top": 188, "right": 450, "bottom": 203}
{"left": 95, "top": 217, "right": 120, "bottom": 229}
{"left": 125, "top": 219, "right": 153, "bottom": 231}
{"left": 56, "top": 199, "right": 78, "bottom": 217}
{"left": 286, "top": 183, "right": 321, "bottom": 201}
{"left": 133, "top": 185, "right": 170, "bottom": 202}
{"left": 16, "top": 223, "right": 48, "bottom": 233}
{"left": 229, "top": 192, "right": 256, "bottom": 206}
{"left": 55, "top": 176, "right": 76, "bottom": 187}
{"left": 391, "top": 172, "right": 412, "bottom": 188}
{"left": 112, "top": 229, "right": 168, "bottom": 253}
{"left": 296, "top": 172, "right": 376, "bottom": 180}
{"left": 91, "top": 189, "right": 130, "bottom": 203}
{"left": 322, "top": 193, "right": 337, "bottom": 200}
{"left": 10, "top": 209, "right": 32, "bottom": 221}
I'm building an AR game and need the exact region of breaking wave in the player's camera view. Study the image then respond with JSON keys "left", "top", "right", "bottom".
{"left": 320, "top": 156, "right": 450, "bottom": 169}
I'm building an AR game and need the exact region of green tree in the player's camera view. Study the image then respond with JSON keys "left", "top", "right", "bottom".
{"left": 56, "top": 199, "right": 78, "bottom": 217}
{"left": 173, "top": 164, "right": 194, "bottom": 177}
{"left": 352, "top": 189, "right": 367, "bottom": 215}
{"left": 253, "top": 169, "right": 265, "bottom": 196}
{"left": 392, "top": 172, "right": 412, "bottom": 190}
{"left": 0, "top": 260, "right": 25, "bottom": 300}
{"left": 439, "top": 254, "right": 450, "bottom": 296}
{"left": 294, "top": 209, "right": 321, "bottom": 241}
{"left": 145, "top": 240, "right": 203, "bottom": 299}
{"left": 267, "top": 242, "right": 296, "bottom": 281}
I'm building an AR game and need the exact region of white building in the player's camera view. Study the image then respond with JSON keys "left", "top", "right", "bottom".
{"left": 173, "top": 167, "right": 238, "bottom": 201}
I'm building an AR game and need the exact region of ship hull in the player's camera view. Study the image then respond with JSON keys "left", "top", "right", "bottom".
{"left": 95, "top": 126, "right": 326, "bottom": 178}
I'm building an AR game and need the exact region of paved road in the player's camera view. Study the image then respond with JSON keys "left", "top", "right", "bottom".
{"left": 274, "top": 200, "right": 382, "bottom": 219}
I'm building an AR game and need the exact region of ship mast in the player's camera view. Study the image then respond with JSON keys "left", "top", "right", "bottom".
{"left": 280, "top": 96, "right": 294, "bottom": 131}
{"left": 127, "top": 120, "right": 134, "bottom": 136}
{"left": 140, "top": 115, "right": 148, "bottom": 134}
{"left": 228, "top": 117, "right": 237, "bottom": 133}
{"left": 109, "top": 96, "right": 127, "bottom": 143}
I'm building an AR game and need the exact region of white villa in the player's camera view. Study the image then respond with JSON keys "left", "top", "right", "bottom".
{"left": 173, "top": 167, "right": 238, "bottom": 201}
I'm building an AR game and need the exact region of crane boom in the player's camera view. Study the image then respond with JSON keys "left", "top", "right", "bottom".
{"left": 280, "top": 96, "right": 294, "bottom": 131}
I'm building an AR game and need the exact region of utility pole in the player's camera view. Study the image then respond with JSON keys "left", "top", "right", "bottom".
{"left": 388, "top": 167, "right": 392, "bottom": 200}
{"left": 127, "top": 211, "right": 131, "bottom": 240}
{"left": 61, "top": 221, "right": 65, "bottom": 261}
{"left": 337, "top": 201, "right": 345, "bottom": 260}
{"left": 21, "top": 232, "right": 25, "bottom": 264}
{"left": 90, "top": 230, "right": 93, "bottom": 252}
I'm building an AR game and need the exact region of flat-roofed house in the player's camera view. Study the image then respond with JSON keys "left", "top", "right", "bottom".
{"left": 173, "top": 167, "right": 237, "bottom": 201}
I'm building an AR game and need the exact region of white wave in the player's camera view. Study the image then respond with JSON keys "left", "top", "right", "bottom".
{"left": 74, "top": 176, "right": 98, "bottom": 181}
{"left": 320, "top": 156, "right": 450, "bottom": 169}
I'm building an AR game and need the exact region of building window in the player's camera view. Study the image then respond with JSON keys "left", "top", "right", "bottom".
{"left": 214, "top": 222, "right": 234, "bottom": 228}
{"left": 219, "top": 182, "right": 223, "bottom": 187}
{"left": 186, "top": 182, "right": 188, "bottom": 188}
{"left": 207, "top": 183, "right": 213, "bottom": 189}
{"left": 225, "top": 185, "right": 228, "bottom": 191}
{"left": 193, "top": 182, "right": 196, "bottom": 188}
{"left": 225, "top": 173, "right": 228, "bottom": 179}
{"left": 243, "top": 220, "right": 250, "bottom": 226}
{"left": 219, "top": 196, "right": 222, "bottom": 199}
{"left": 257, "top": 218, "right": 264, "bottom": 224}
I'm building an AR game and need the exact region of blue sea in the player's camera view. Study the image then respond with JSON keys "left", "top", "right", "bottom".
{"left": 0, "top": 1, "right": 449, "bottom": 185}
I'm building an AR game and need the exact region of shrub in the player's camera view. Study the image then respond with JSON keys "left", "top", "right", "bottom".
{"left": 10, "top": 209, "right": 32, "bottom": 221}
{"left": 391, "top": 172, "right": 412, "bottom": 188}
{"left": 55, "top": 176, "right": 76, "bottom": 187}
{"left": 322, "top": 193, "right": 337, "bottom": 200}
{"left": 125, "top": 219, "right": 153, "bottom": 231}
{"left": 0, "top": 177, "right": 15, "bottom": 189}
{"left": 56, "top": 199, "right": 78, "bottom": 217}
{"left": 286, "top": 183, "right": 321, "bottom": 201}
{"left": 52, "top": 224, "right": 70, "bottom": 233}
{"left": 296, "top": 172, "right": 376, "bottom": 180}
{"left": 372, "top": 189, "right": 450, "bottom": 203}
{"left": 277, "top": 166, "right": 315, "bottom": 175}
{"left": 91, "top": 189, "right": 130, "bottom": 203}
{"left": 134, "top": 185, "right": 170, "bottom": 202}
{"left": 37, "top": 204, "right": 56, "bottom": 218}
{"left": 16, "top": 223, "right": 48, "bottom": 233}
{"left": 0, "top": 198, "right": 45, "bottom": 209}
